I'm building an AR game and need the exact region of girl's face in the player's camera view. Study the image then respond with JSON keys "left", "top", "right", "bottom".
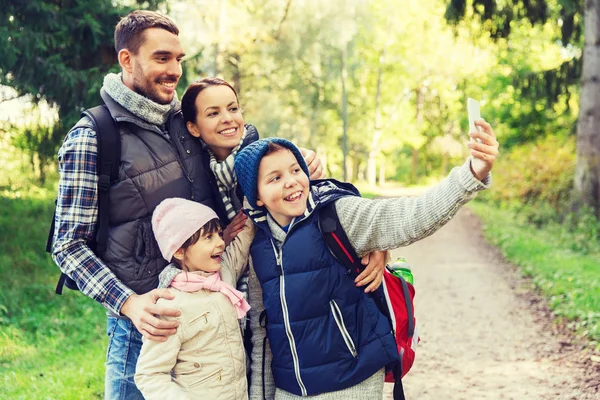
{"left": 174, "top": 229, "right": 225, "bottom": 273}
{"left": 186, "top": 85, "right": 245, "bottom": 161}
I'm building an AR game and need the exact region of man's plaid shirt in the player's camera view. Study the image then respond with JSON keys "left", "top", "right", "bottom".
{"left": 52, "top": 126, "right": 134, "bottom": 315}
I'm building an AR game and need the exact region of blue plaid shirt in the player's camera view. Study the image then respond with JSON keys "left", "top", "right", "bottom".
{"left": 52, "top": 125, "right": 133, "bottom": 315}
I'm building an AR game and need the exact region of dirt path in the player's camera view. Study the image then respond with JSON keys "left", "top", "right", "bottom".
{"left": 389, "top": 207, "right": 599, "bottom": 400}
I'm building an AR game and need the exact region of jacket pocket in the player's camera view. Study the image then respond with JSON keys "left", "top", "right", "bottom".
{"left": 188, "top": 368, "right": 223, "bottom": 388}
{"left": 330, "top": 300, "right": 358, "bottom": 358}
{"left": 188, "top": 311, "right": 211, "bottom": 326}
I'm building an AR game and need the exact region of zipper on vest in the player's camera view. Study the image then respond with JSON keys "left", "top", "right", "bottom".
{"left": 164, "top": 134, "right": 194, "bottom": 196}
{"left": 330, "top": 300, "right": 358, "bottom": 358}
{"left": 270, "top": 240, "right": 307, "bottom": 396}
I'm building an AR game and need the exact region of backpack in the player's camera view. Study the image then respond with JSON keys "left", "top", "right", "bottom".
{"left": 46, "top": 105, "right": 121, "bottom": 295}
{"left": 318, "top": 200, "right": 419, "bottom": 400}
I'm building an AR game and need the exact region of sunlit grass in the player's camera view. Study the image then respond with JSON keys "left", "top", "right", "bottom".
{"left": 0, "top": 175, "right": 106, "bottom": 399}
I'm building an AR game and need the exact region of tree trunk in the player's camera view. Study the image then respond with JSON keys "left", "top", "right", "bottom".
{"left": 573, "top": 0, "right": 600, "bottom": 217}
{"left": 229, "top": 53, "right": 241, "bottom": 96}
{"left": 368, "top": 50, "right": 385, "bottom": 187}
{"left": 379, "top": 161, "right": 385, "bottom": 186}
{"left": 411, "top": 86, "right": 424, "bottom": 183}
{"left": 341, "top": 47, "right": 349, "bottom": 182}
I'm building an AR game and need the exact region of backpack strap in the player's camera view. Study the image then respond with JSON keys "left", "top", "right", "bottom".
{"left": 318, "top": 200, "right": 365, "bottom": 277}
{"left": 83, "top": 105, "right": 121, "bottom": 255}
{"left": 50, "top": 105, "right": 120, "bottom": 295}
{"left": 318, "top": 200, "right": 406, "bottom": 400}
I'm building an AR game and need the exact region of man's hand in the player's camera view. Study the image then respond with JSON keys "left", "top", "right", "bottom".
{"left": 223, "top": 210, "right": 248, "bottom": 246}
{"left": 120, "top": 288, "right": 181, "bottom": 341}
{"left": 468, "top": 119, "right": 499, "bottom": 181}
{"left": 354, "top": 250, "right": 388, "bottom": 293}
{"left": 298, "top": 147, "right": 325, "bottom": 180}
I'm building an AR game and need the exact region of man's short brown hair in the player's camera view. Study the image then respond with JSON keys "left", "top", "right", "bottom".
{"left": 114, "top": 10, "right": 179, "bottom": 54}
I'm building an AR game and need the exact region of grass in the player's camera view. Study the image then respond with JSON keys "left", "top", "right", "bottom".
{"left": 470, "top": 200, "right": 600, "bottom": 347}
{"left": 0, "top": 184, "right": 106, "bottom": 400}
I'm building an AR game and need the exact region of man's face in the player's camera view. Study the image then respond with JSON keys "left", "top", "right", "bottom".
{"left": 256, "top": 149, "right": 310, "bottom": 227}
{"left": 129, "top": 28, "right": 184, "bottom": 105}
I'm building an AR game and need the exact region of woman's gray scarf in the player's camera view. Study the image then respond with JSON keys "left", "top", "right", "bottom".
{"left": 205, "top": 128, "right": 250, "bottom": 331}
{"left": 103, "top": 73, "right": 177, "bottom": 126}
{"left": 207, "top": 127, "right": 248, "bottom": 220}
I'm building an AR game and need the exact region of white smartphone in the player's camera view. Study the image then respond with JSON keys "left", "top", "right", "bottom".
{"left": 467, "top": 97, "right": 482, "bottom": 142}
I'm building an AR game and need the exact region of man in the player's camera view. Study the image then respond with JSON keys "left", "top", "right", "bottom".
{"left": 52, "top": 10, "right": 381, "bottom": 399}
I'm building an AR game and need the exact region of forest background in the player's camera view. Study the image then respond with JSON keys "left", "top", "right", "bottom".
{"left": 1, "top": 0, "right": 599, "bottom": 398}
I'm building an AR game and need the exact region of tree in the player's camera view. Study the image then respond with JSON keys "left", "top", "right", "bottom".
{"left": 573, "top": 0, "right": 600, "bottom": 216}
{"left": 0, "top": 0, "right": 163, "bottom": 137}
{"left": 446, "top": 0, "right": 600, "bottom": 217}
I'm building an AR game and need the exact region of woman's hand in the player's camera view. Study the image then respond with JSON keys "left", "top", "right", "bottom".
{"left": 467, "top": 119, "right": 499, "bottom": 181}
{"left": 355, "top": 250, "right": 388, "bottom": 293}
{"left": 298, "top": 147, "right": 325, "bottom": 179}
{"left": 223, "top": 211, "right": 248, "bottom": 246}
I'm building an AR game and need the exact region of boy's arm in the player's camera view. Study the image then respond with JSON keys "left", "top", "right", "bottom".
{"left": 134, "top": 301, "right": 192, "bottom": 400}
{"left": 248, "top": 260, "right": 276, "bottom": 400}
{"left": 336, "top": 160, "right": 491, "bottom": 255}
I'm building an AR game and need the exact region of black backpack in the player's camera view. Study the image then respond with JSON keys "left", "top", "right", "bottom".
{"left": 46, "top": 105, "right": 121, "bottom": 295}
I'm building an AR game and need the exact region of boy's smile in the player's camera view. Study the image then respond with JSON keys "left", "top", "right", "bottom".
{"left": 256, "top": 149, "right": 310, "bottom": 227}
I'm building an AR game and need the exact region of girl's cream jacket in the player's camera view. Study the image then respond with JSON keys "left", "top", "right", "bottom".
{"left": 135, "top": 221, "right": 254, "bottom": 400}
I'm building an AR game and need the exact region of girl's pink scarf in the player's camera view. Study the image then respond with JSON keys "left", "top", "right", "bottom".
{"left": 170, "top": 272, "right": 251, "bottom": 318}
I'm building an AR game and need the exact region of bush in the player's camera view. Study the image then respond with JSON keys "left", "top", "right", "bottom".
{"left": 485, "top": 135, "right": 575, "bottom": 211}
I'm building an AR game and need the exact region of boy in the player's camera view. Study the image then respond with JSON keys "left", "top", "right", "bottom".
{"left": 234, "top": 121, "right": 497, "bottom": 399}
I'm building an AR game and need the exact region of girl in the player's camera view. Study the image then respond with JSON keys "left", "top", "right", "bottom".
{"left": 233, "top": 131, "right": 498, "bottom": 399}
{"left": 134, "top": 198, "right": 254, "bottom": 400}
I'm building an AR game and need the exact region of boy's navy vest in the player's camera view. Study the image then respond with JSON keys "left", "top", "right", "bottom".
{"left": 248, "top": 180, "right": 398, "bottom": 396}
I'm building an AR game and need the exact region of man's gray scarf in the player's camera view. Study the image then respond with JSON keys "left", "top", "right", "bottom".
{"left": 103, "top": 73, "right": 177, "bottom": 126}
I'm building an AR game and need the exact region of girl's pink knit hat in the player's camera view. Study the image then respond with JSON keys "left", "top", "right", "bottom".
{"left": 152, "top": 198, "right": 219, "bottom": 261}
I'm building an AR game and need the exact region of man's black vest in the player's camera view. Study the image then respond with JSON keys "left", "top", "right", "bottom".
{"left": 83, "top": 90, "right": 217, "bottom": 294}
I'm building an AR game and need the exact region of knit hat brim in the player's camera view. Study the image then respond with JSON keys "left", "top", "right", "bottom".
{"left": 152, "top": 198, "right": 220, "bottom": 262}
{"left": 234, "top": 138, "right": 310, "bottom": 208}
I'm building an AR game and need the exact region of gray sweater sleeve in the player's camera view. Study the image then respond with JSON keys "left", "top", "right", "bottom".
{"left": 336, "top": 160, "right": 490, "bottom": 256}
{"left": 248, "top": 258, "right": 276, "bottom": 400}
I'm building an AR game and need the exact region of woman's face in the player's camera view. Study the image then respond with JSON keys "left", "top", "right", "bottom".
{"left": 187, "top": 85, "right": 245, "bottom": 161}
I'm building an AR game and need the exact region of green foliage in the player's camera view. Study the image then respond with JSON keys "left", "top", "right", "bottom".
{"left": 1, "top": 0, "right": 166, "bottom": 136}
{"left": 9, "top": 123, "right": 62, "bottom": 185}
{"left": 484, "top": 135, "right": 576, "bottom": 211}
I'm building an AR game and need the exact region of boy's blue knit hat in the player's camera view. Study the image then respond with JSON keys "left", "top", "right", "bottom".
{"left": 234, "top": 137, "right": 310, "bottom": 208}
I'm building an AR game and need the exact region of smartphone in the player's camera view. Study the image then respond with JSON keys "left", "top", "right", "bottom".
{"left": 467, "top": 98, "right": 482, "bottom": 142}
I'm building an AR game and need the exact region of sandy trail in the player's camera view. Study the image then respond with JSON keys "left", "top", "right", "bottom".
{"left": 389, "top": 208, "right": 598, "bottom": 400}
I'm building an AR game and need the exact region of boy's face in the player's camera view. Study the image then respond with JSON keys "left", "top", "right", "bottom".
{"left": 174, "top": 228, "right": 225, "bottom": 273}
{"left": 256, "top": 149, "right": 310, "bottom": 227}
